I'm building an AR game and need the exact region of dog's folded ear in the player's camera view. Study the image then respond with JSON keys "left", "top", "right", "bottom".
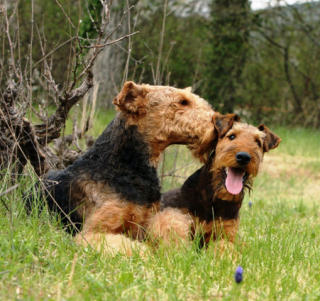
{"left": 213, "top": 113, "right": 240, "bottom": 138}
{"left": 113, "top": 81, "right": 148, "bottom": 115}
{"left": 258, "top": 124, "right": 281, "bottom": 152}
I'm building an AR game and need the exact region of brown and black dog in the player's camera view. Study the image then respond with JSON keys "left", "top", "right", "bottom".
{"left": 31, "top": 82, "right": 217, "bottom": 253}
{"left": 148, "top": 114, "right": 281, "bottom": 246}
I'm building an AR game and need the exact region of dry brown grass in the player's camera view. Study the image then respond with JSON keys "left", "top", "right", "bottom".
{"left": 260, "top": 152, "right": 320, "bottom": 205}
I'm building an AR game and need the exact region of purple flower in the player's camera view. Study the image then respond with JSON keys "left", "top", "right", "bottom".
{"left": 248, "top": 201, "right": 253, "bottom": 208}
{"left": 234, "top": 266, "right": 243, "bottom": 283}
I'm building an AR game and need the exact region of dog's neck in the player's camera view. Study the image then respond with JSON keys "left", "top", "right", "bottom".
{"left": 177, "top": 161, "right": 246, "bottom": 222}
{"left": 186, "top": 164, "right": 244, "bottom": 222}
{"left": 119, "top": 113, "right": 167, "bottom": 167}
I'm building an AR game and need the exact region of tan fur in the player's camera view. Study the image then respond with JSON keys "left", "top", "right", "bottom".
{"left": 74, "top": 180, "right": 120, "bottom": 220}
{"left": 213, "top": 218, "right": 239, "bottom": 242}
{"left": 113, "top": 82, "right": 215, "bottom": 165}
{"left": 185, "top": 217, "right": 238, "bottom": 244}
{"left": 232, "top": 122, "right": 266, "bottom": 139}
{"left": 147, "top": 207, "right": 193, "bottom": 244}
{"left": 76, "top": 198, "right": 159, "bottom": 254}
{"left": 82, "top": 200, "right": 160, "bottom": 241}
{"left": 147, "top": 210, "right": 239, "bottom": 246}
{"left": 75, "top": 233, "right": 146, "bottom": 257}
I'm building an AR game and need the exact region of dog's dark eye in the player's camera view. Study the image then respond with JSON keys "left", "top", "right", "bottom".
{"left": 256, "top": 139, "right": 262, "bottom": 147}
{"left": 228, "top": 134, "right": 236, "bottom": 140}
{"left": 180, "top": 99, "right": 189, "bottom": 106}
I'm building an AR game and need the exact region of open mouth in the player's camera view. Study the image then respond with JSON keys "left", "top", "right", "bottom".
{"left": 225, "top": 167, "right": 248, "bottom": 195}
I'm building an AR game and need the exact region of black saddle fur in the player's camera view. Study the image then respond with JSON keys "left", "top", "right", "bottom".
{"left": 28, "top": 115, "right": 161, "bottom": 230}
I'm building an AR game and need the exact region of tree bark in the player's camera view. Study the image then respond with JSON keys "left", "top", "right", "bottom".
{"left": 93, "top": 2, "right": 128, "bottom": 107}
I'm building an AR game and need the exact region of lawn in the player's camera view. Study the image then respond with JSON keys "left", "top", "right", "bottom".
{"left": 1, "top": 111, "right": 320, "bottom": 300}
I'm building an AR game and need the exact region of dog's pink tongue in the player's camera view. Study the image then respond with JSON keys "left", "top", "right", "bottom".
{"left": 225, "top": 168, "right": 244, "bottom": 195}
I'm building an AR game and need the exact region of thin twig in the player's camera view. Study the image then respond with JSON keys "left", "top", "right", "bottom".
{"left": 122, "top": 0, "right": 132, "bottom": 84}
{"left": 34, "top": 37, "right": 78, "bottom": 67}
{"left": 155, "top": 0, "right": 168, "bottom": 85}
{"left": 29, "top": 0, "right": 34, "bottom": 105}
{"left": 0, "top": 184, "right": 19, "bottom": 212}
{"left": 83, "top": 31, "right": 138, "bottom": 48}
{"left": 3, "top": 2, "right": 19, "bottom": 79}
{"left": 54, "top": 0, "right": 75, "bottom": 29}
{"left": 0, "top": 184, "right": 19, "bottom": 198}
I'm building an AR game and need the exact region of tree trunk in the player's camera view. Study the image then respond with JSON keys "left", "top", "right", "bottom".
{"left": 93, "top": 2, "right": 128, "bottom": 108}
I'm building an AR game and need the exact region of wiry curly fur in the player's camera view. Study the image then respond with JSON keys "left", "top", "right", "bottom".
{"left": 149, "top": 115, "right": 281, "bottom": 246}
{"left": 43, "top": 116, "right": 161, "bottom": 230}
{"left": 30, "top": 82, "right": 216, "bottom": 255}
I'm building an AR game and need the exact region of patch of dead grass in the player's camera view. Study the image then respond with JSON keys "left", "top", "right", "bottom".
{"left": 261, "top": 153, "right": 320, "bottom": 205}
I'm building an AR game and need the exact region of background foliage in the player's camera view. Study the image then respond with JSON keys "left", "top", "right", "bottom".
{"left": 206, "top": 0, "right": 250, "bottom": 113}
{"left": 2, "top": 0, "right": 320, "bottom": 127}
{"left": 1, "top": 2, "right": 320, "bottom": 299}
{"left": 17, "top": 0, "right": 83, "bottom": 84}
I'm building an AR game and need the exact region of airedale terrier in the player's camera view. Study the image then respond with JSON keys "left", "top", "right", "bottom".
{"left": 35, "top": 81, "right": 216, "bottom": 249}
{"left": 148, "top": 113, "right": 281, "bottom": 246}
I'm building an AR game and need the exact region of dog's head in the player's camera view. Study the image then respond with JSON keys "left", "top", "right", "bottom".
{"left": 212, "top": 116, "right": 281, "bottom": 196}
{"left": 113, "top": 81, "right": 215, "bottom": 163}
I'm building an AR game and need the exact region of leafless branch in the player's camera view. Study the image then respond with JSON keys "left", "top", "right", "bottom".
{"left": 34, "top": 37, "right": 78, "bottom": 68}
{"left": 155, "top": 0, "right": 168, "bottom": 84}
{"left": 0, "top": 0, "right": 135, "bottom": 178}
{"left": 54, "top": 0, "right": 76, "bottom": 29}
{"left": 83, "top": 31, "right": 138, "bottom": 48}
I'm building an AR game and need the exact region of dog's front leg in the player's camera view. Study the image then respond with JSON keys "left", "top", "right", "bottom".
{"left": 147, "top": 207, "right": 193, "bottom": 245}
{"left": 213, "top": 217, "right": 239, "bottom": 243}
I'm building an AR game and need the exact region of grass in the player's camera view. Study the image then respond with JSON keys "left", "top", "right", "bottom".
{"left": 1, "top": 113, "right": 320, "bottom": 300}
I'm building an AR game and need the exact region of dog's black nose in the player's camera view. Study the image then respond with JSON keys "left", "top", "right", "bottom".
{"left": 236, "top": 152, "right": 251, "bottom": 165}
